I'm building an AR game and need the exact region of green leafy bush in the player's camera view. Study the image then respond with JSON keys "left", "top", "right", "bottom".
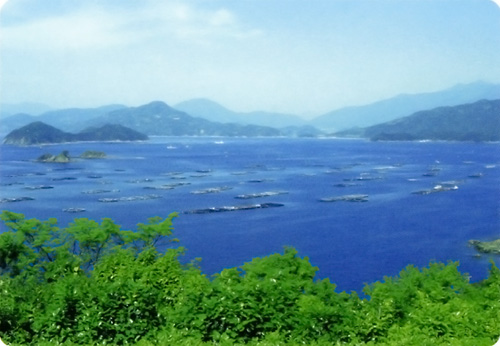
{"left": 0, "top": 210, "right": 499, "bottom": 345}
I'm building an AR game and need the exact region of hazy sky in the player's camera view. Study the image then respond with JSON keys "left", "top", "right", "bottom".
{"left": 1, "top": 0, "right": 499, "bottom": 116}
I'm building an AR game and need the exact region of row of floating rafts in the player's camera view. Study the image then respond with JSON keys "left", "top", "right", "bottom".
{"left": 63, "top": 208, "right": 86, "bottom": 213}
{"left": 191, "top": 186, "right": 233, "bottom": 194}
{"left": 168, "top": 181, "right": 287, "bottom": 214}
{"left": 3, "top": 172, "right": 47, "bottom": 178}
{"left": 0, "top": 182, "right": 24, "bottom": 186}
{"left": 322, "top": 172, "right": 376, "bottom": 202}
{"left": 126, "top": 178, "right": 154, "bottom": 183}
{"left": 52, "top": 177, "right": 77, "bottom": 181}
{"left": 334, "top": 182, "right": 360, "bottom": 187}
{"left": 342, "top": 174, "right": 383, "bottom": 182}
{"left": 188, "top": 187, "right": 289, "bottom": 198}
{"left": 231, "top": 171, "right": 254, "bottom": 176}
{"left": 319, "top": 194, "right": 369, "bottom": 203}
{"left": 87, "top": 174, "right": 103, "bottom": 179}
{"left": 0, "top": 196, "right": 35, "bottom": 203}
{"left": 321, "top": 183, "right": 460, "bottom": 200}
{"left": 2, "top": 168, "right": 481, "bottom": 212}
{"left": 422, "top": 166, "right": 442, "bottom": 177}
{"left": 247, "top": 178, "right": 274, "bottom": 183}
{"left": 184, "top": 202, "right": 284, "bottom": 214}
{"left": 63, "top": 191, "right": 289, "bottom": 215}
{"left": 143, "top": 185, "right": 176, "bottom": 190}
{"left": 143, "top": 182, "right": 191, "bottom": 190}
{"left": 190, "top": 173, "right": 211, "bottom": 178}
{"left": 81, "top": 189, "right": 120, "bottom": 194}
{"left": 24, "top": 185, "right": 54, "bottom": 190}
{"left": 322, "top": 178, "right": 466, "bottom": 202}
{"left": 98, "top": 194, "right": 162, "bottom": 203}
{"left": 128, "top": 175, "right": 209, "bottom": 183}
{"left": 412, "top": 183, "right": 459, "bottom": 195}
{"left": 235, "top": 191, "right": 288, "bottom": 199}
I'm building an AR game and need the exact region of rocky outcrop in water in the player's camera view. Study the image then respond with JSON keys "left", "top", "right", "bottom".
{"left": 80, "top": 150, "right": 107, "bottom": 159}
{"left": 469, "top": 239, "right": 500, "bottom": 254}
{"left": 37, "top": 151, "right": 72, "bottom": 163}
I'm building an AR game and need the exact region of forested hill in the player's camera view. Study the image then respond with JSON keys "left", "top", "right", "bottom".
{"left": 2, "top": 121, "right": 148, "bottom": 145}
{"left": 312, "top": 81, "right": 500, "bottom": 131}
{"left": 362, "top": 99, "right": 500, "bottom": 141}
{"left": 89, "top": 101, "right": 283, "bottom": 137}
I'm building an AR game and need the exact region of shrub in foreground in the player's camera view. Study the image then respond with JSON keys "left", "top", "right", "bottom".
{"left": 0, "top": 211, "right": 498, "bottom": 345}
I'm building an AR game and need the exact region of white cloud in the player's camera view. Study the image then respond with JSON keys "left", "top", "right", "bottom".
{"left": 1, "top": 8, "right": 130, "bottom": 51}
{"left": 4, "top": 0, "right": 496, "bottom": 114}
{"left": 1, "top": 2, "right": 261, "bottom": 52}
{"left": 209, "top": 9, "right": 236, "bottom": 27}
{"left": 138, "top": 2, "right": 261, "bottom": 42}
{"left": 0, "top": 0, "right": 8, "bottom": 11}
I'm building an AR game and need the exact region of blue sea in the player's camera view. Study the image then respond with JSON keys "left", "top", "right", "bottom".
{"left": 1, "top": 137, "right": 499, "bottom": 292}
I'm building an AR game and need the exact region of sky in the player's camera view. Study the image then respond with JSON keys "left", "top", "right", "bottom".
{"left": 0, "top": 0, "right": 499, "bottom": 117}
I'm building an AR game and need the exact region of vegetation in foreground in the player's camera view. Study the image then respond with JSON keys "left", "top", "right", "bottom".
{"left": 0, "top": 210, "right": 499, "bottom": 345}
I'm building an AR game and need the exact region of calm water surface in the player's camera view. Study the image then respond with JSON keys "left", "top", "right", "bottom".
{"left": 1, "top": 137, "right": 499, "bottom": 292}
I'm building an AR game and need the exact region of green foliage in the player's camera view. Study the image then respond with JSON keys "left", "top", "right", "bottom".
{"left": 79, "top": 150, "right": 107, "bottom": 159}
{"left": 0, "top": 210, "right": 180, "bottom": 344}
{"left": 171, "top": 248, "right": 321, "bottom": 342}
{"left": 0, "top": 210, "right": 499, "bottom": 345}
{"left": 358, "top": 261, "right": 492, "bottom": 343}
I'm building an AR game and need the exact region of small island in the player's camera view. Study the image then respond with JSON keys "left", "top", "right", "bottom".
{"left": 80, "top": 150, "right": 107, "bottom": 159}
{"left": 37, "top": 150, "right": 107, "bottom": 163}
{"left": 3, "top": 121, "right": 148, "bottom": 145}
{"left": 469, "top": 239, "right": 500, "bottom": 255}
{"left": 37, "top": 151, "right": 72, "bottom": 163}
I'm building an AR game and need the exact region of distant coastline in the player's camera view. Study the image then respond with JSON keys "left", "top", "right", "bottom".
{"left": 2, "top": 82, "right": 499, "bottom": 142}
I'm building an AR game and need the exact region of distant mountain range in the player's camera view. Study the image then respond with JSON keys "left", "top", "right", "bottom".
{"left": 1, "top": 81, "right": 499, "bottom": 141}
{"left": 312, "top": 81, "right": 500, "bottom": 131}
{"left": 0, "top": 102, "right": 52, "bottom": 117}
{"left": 86, "top": 101, "right": 284, "bottom": 137}
{"left": 0, "top": 105, "right": 126, "bottom": 134}
{"left": 335, "top": 99, "right": 500, "bottom": 142}
{"left": 3, "top": 122, "right": 148, "bottom": 145}
{"left": 5, "top": 99, "right": 498, "bottom": 144}
{"left": 174, "top": 98, "right": 307, "bottom": 128}
{"left": 0, "top": 101, "right": 317, "bottom": 140}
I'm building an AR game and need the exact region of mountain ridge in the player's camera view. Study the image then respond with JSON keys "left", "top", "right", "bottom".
{"left": 86, "top": 101, "right": 284, "bottom": 137}
{"left": 174, "top": 98, "right": 307, "bottom": 128}
{"left": 335, "top": 99, "right": 500, "bottom": 142}
{"left": 0, "top": 102, "right": 53, "bottom": 117}
{"left": 0, "top": 104, "right": 127, "bottom": 134}
{"left": 312, "top": 81, "right": 500, "bottom": 131}
{"left": 2, "top": 81, "right": 499, "bottom": 138}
